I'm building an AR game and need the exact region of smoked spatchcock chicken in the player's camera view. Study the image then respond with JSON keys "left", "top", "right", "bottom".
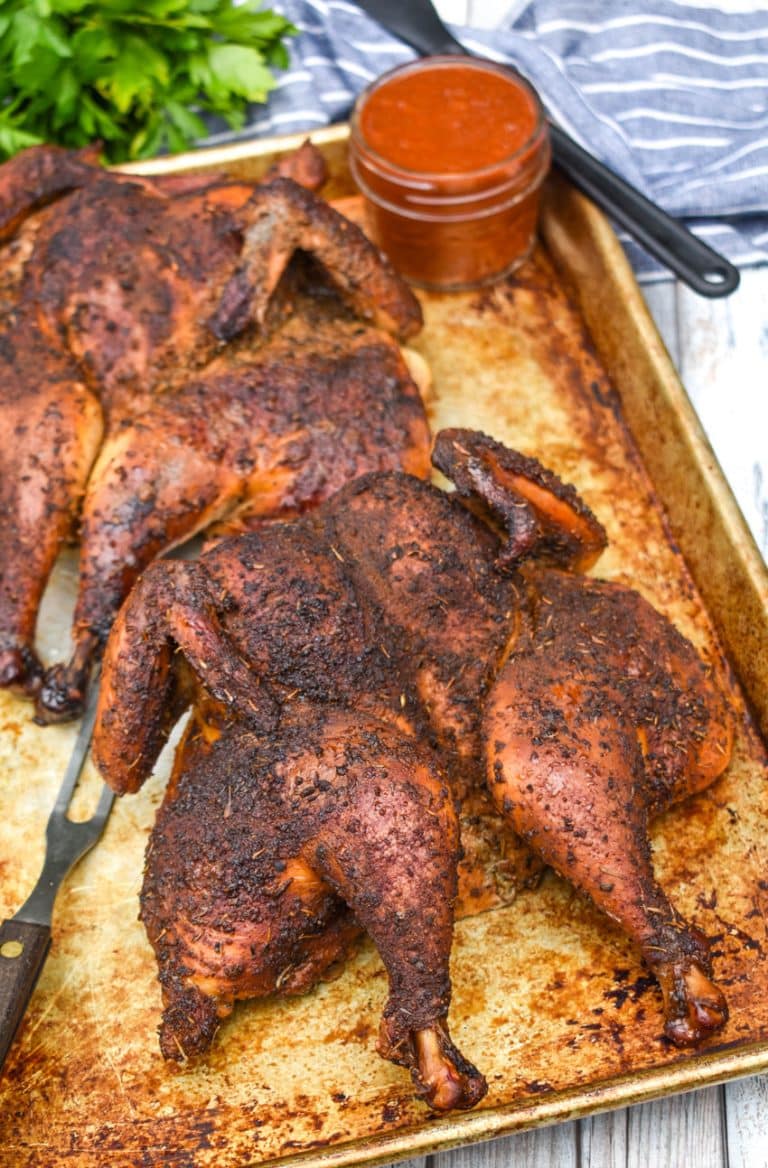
{"left": 93, "top": 429, "right": 734, "bottom": 1112}
{"left": 0, "top": 144, "right": 428, "bottom": 723}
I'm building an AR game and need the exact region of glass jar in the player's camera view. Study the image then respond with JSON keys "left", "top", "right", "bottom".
{"left": 349, "top": 56, "right": 551, "bottom": 291}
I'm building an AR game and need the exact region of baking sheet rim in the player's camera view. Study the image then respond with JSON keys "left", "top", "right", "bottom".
{"left": 262, "top": 1042, "right": 768, "bottom": 1168}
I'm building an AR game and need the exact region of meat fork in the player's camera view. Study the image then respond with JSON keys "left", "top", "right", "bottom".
{"left": 0, "top": 677, "right": 113, "bottom": 1069}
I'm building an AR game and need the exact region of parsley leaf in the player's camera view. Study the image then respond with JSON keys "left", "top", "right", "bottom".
{"left": 0, "top": 0, "right": 296, "bottom": 161}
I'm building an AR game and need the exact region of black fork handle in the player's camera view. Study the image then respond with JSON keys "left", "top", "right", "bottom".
{"left": 547, "top": 125, "right": 739, "bottom": 296}
{"left": 352, "top": 0, "right": 740, "bottom": 297}
{"left": 0, "top": 918, "right": 51, "bottom": 1070}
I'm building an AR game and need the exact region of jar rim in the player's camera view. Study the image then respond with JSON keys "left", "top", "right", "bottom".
{"left": 350, "top": 55, "right": 549, "bottom": 186}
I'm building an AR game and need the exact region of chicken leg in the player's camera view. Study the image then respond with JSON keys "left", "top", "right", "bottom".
{"left": 484, "top": 567, "right": 733, "bottom": 1044}
{"left": 0, "top": 323, "right": 102, "bottom": 693}
{"left": 141, "top": 707, "right": 486, "bottom": 1110}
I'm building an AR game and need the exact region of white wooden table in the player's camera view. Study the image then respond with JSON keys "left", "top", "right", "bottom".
{"left": 394, "top": 4, "right": 768, "bottom": 1167}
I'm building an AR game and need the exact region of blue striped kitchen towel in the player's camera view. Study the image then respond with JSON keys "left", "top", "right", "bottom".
{"left": 208, "top": 0, "right": 768, "bottom": 282}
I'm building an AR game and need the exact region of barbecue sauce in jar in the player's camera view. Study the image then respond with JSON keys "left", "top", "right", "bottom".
{"left": 349, "top": 56, "right": 550, "bottom": 290}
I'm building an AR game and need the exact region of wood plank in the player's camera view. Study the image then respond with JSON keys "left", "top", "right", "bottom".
{"left": 724, "top": 1074, "right": 768, "bottom": 1168}
{"left": 674, "top": 267, "right": 768, "bottom": 561}
{"left": 432, "top": 1123, "right": 578, "bottom": 1168}
{"left": 625, "top": 1086, "right": 726, "bottom": 1168}
{"left": 641, "top": 281, "right": 681, "bottom": 370}
{"left": 579, "top": 1108, "right": 628, "bottom": 1168}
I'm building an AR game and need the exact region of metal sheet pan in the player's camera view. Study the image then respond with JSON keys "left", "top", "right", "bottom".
{"left": 0, "top": 126, "right": 766, "bottom": 1168}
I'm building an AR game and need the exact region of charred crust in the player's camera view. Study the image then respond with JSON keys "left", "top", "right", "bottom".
{"left": 432, "top": 428, "right": 608, "bottom": 569}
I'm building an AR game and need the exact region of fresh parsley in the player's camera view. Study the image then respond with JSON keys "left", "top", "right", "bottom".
{"left": 0, "top": 0, "right": 296, "bottom": 162}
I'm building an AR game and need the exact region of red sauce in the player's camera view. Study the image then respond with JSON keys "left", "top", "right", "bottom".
{"left": 349, "top": 57, "right": 551, "bottom": 290}
{"left": 359, "top": 60, "right": 539, "bottom": 175}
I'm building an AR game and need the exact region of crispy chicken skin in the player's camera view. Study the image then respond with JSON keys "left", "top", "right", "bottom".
{"left": 93, "top": 428, "right": 734, "bottom": 1108}
{"left": 0, "top": 144, "right": 426, "bottom": 721}
{"left": 0, "top": 144, "right": 103, "bottom": 242}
